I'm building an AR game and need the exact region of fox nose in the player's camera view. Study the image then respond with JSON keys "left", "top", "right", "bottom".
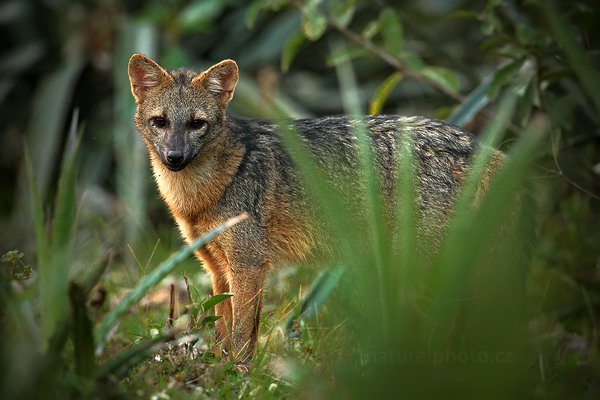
{"left": 167, "top": 150, "right": 184, "bottom": 164}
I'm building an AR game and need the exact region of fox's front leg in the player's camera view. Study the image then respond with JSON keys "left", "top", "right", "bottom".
{"left": 229, "top": 265, "right": 267, "bottom": 364}
{"left": 197, "top": 247, "right": 233, "bottom": 353}
{"left": 210, "top": 272, "right": 232, "bottom": 352}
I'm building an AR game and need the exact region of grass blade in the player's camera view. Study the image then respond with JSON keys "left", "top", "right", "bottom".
{"left": 447, "top": 75, "right": 491, "bottom": 127}
{"left": 285, "top": 265, "right": 344, "bottom": 337}
{"left": 541, "top": 1, "right": 600, "bottom": 116}
{"left": 51, "top": 110, "right": 81, "bottom": 258}
{"left": 69, "top": 283, "right": 96, "bottom": 379}
{"left": 432, "top": 116, "right": 547, "bottom": 338}
{"left": 24, "top": 149, "right": 48, "bottom": 282}
{"left": 23, "top": 56, "right": 83, "bottom": 200}
{"left": 39, "top": 111, "right": 81, "bottom": 347}
{"left": 332, "top": 39, "right": 392, "bottom": 338}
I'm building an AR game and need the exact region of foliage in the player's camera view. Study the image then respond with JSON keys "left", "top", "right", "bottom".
{"left": 0, "top": 119, "right": 244, "bottom": 398}
{"left": 0, "top": 0, "right": 599, "bottom": 398}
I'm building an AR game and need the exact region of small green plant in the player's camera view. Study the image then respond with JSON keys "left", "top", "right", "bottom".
{"left": 0, "top": 250, "right": 33, "bottom": 281}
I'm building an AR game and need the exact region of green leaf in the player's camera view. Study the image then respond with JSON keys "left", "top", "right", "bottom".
{"left": 379, "top": 7, "right": 403, "bottom": 56}
{"left": 281, "top": 31, "right": 305, "bottom": 72}
{"left": 201, "top": 293, "right": 234, "bottom": 313}
{"left": 328, "top": 0, "right": 356, "bottom": 28}
{"left": 448, "top": 75, "right": 492, "bottom": 127}
{"left": 200, "top": 315, "right": 222, "bottom": 327}
{"left": 326, "top": 45, "right": 370, "bottom": 67}
{"left": 245, "top": 0, "right": 287, "bottom": 28}
{"left": 369, "top": 71, "right": 403, "bottom": 115}
{"left": 447, "top": 10, "right": 479, "bottom": 20}
{"left": 301, "top": 4, "right": 327, "bottom": 41}
{"left": 245, "top": 0, "right": 272, "bottom": 28}
{"left": 487, "top": 59, "right": 525, "bottom": 100}
{"left": 393, "top": 129, "right": 419, "bottom": 289}
{"left": 69, "top": 283, "right": 95, "bottom": 379}
{"left": 27, "top": 109, "right": 82, "bottom": 349}
{"left": 401, "top": 52, "right": 425, "bottom": 70}
{"left": 179, "top": 0, "right": 226, "bottom": 32}
{"left": 362, "top": 20, "right": 380, "bottom": 40}
{"left": 0, "top": 250, "right": 24, "bottom": 264}
{"left": 421, "top": 66, "right": 460, "bottom": 95}
{"left": 516, "top": 78, "right": 536, "bottom": 126}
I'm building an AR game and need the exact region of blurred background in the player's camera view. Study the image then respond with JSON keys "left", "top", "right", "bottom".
{"left": 0, "top": 0, "right": 523, "bottom": 253}
{"left": 1, "top": 0, "right": 599, "bottom": 398}
{"left": 2, "top": 0, "right": 598, "bottom": 254}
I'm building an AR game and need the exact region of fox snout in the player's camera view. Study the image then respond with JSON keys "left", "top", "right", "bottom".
{"left": 159, "top": 147, "right": 195, "bottom": 171}
{"left": 156, "top": 147, "right": 196, "bottom": 172}
{"left": 165, "top": 150, "right": 186, "bottom": 170}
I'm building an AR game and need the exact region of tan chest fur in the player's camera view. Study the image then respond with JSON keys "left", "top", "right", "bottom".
{"left": 149, "top": 147, "right": 317, "bottom": 270}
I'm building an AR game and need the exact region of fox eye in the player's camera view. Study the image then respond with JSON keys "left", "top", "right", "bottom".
{"left": 150, "top": 116, "right": 167, "bottom": 128}
{"left": 189, "top": 119, "right": 206, "bottom": 130}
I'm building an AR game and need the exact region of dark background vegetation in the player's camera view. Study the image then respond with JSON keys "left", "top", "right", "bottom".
{"left": 1, "top": 0, "right": 599, "bottom": 398}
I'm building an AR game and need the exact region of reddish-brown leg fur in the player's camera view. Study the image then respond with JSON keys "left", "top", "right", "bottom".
{"left": 229, "top": 266, "right": 267, "bottom": 363}
{"left": 198, "top": 248, "right": 233, "bottom": 353}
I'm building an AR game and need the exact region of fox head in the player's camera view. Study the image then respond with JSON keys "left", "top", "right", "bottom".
{"left": 128, "top": 54, "right": 238, "bottom": 171}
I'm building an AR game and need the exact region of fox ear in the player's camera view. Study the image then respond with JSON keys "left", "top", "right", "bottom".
{"left": 128, "top": 54, "right": 171, "bottom": 103}
{"left": 192, "top": 60, "right": 238, "bottom": 108}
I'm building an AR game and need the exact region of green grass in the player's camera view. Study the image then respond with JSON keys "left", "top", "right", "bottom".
{"left": 115, "top": 266, "right": 315, "bottom": 399}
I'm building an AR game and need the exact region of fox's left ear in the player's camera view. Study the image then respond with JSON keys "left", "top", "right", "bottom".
{"left": 193, "top": 60, "right": 239, "bottom": 108}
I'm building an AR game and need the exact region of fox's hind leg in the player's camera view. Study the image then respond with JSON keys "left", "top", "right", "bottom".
{"left": 229, "top": 265, "right": 267, "bottom": 364}
{"left": 218, "top": 216, "right": 270, "bottom": 364}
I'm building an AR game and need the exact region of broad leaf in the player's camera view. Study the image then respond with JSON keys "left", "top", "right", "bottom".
{"left": 487, "top": 59, "right": 525, "bottom": 100}
{"left": 201, "top": 293, "right": 234, "bottom": 313}
{"left": 200, "top": 315, "right": 222, "bottom": 327}
{"left": 301, "top": 3, "right": 327, "bottom": 41}
{"left": 380, "top": 8, "right": 403, "bottom": 56}
{"left": 328, "top": 0, "right": 356, "bottom": 28}
{"left": 281, "top": 31, "right": 305, "bottom": 72}
{"left": 422, "top": 66, "right": 460, "bottom": 95}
